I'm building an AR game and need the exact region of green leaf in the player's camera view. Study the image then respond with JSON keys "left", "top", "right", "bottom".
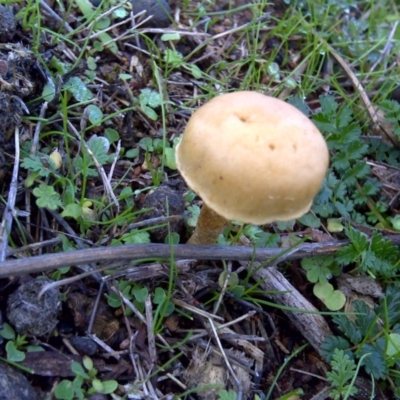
{"left": 353, "top": 300, "right": 379, "bottom": 337}
{"left": 188, "top": 63, "right": 202, "bottom": 79}
{"left": 288, "top": 95, "right": 310, "bottom": 116}
{"left": 33, "top": 183, "right": 63, "bottom": 210}
{"left": 42, "top": 81, "right": 56, "bottom": 102}
{"left": 386, "top": 333, "right": 400, "bottom": 357}
{"left": 21, "top": 155, "right": 55, "bottom": 177}
{"left": 141, "top": 105, "right": 158, "bottom": 120}
{"left": 107, "top": 292, "right": 122, "bottom": 308}
{"left": 87, "top": 56, "right": 97, "bottom": 70}
{"left": 275, "top": 219, "right": 295, "bottom": 231}
{"left": 321, "top": 336, "right": 352, "bottom": 361}
{"left": 101, "top": 380, "right": 118, "bottom": 394}
{"left": 313, "top": 282, "right": 345, "bottom": 311}
{"left": 297, "top": 213, "right": 321, "bottom": 228}
{"left": 132, "top": 287, "right": 148, "bottom": 303}
{"left": 217, "top": 271, "right": 237, "bottom": 288}
{"left": 164, "top": 147, "right": 176, "bottom": 169}
{"left": 164, "top": 48, "right": 183, "bottom": 67}
{"left": 165, "top": 232, "right": 180, "bottom": 244}
{"left": 120, "top": 230, "right": 150, "bottom": 244}
{"left": 113, "top": 7, "right": 128, "bottom": 19}
{"left": 186, "top": 205, "right": 200, "bottom": 227}
{"left": 319, "top": 95, "right": 339, "bottom": 115}
{"left": 336, "top": 227, "right": 368, "bottom": 265}
{"left": 72, "top": 376, "right": 85, "bottom": 399}
{"left": 139, "top": 137, "right": 154, "bottom": 152}
{"left": 326, "top": 349, "right": 358, "bottom": 400}
{"left": 97, "top": 32, "right": 118, "bottom": 54}
{"left": 358, "top": 344, "right": 387, "bottom": 379}
{"left": 218, "top": 390, "right": 237, "bottom": 400}
{"left": 87, "top": 135, "right": 110, "bottom": 164}
{"left": 55, "top": 379, "right": 75, "bottom": 400}
{"left": 327, "top": 218, "right": 344, "bottom": 232}
{"left": 6, "top": 341, "right": 25, "bottom": 362}
{"left": 331, "top": 314, "right": 362, "bottom": 344}
{"left": 119, "top": 73, "right": 132, "bottom": 81}
{"left": 301, "top": 256, "right": 336, "bottom": 283}
{"left": 71, "top": 361, "right": 90, "bottom": 379}
{"left": 82, "top": 356, "right": 93, "bottom": 371}
{"left": 140, "top": 88, "right": 162, "bottom": 109}
{"left": 161, "top": 32, "right": 181, "bottom": 41}
{"left": 230, "top": 285, "right": 245, "bottom": 297}
{"left": 153, "top": 287, "right": 166, "bottom": 304}
{"left": 119, "top": 186, "right": 134, "bottom": 206}
{"left": 62, "top": 203, "right": 83, "bottom": 220}
{"left": 104, "top": 128, "right": 119, "bottom": 144}
{"left": 86, "top": 104, "right": 103, "bottom": 126}
{"left": 94, "top": 41, "right": 103, "bottom": 51}
{"left": 376, "top": 287, "right": 400, "bottom": 325}
{"left": 91, "top": 378, "right": 103, "bottom": 393}
{"left": 94, "top": 17, "right": 110, "bottom": 30}
{"left": 126, "top": 148, "right": 139, "bottom": 158}
{"left": 75, "top": 0, "right": 94, "bottom": 19}
{"left": 243, "top": 226, "right": 280, "bottom": 247}
{"left": 0, "top": 323, "right": 16, "bottom": 340}
{"left": 63, "top": 76, "right": 93, "bottom": 102}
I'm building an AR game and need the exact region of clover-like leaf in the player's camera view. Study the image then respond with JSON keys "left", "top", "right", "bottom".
{"left": 313, "top": 282, "right": 346, "bottom": 311}
{"left": 153, "top": 287, "right": 166, "bottom": 304}
{"left": 63, "top": 76, "right": 93, "bottom": 102}
{"left": 132, "top": 287, "right": 148, "bottom": 303}
{"left": 33, "top": 183, "right": 63, "bottom": 210}
{"left": 301, "top": 256, "right": 336, "bottom": 283}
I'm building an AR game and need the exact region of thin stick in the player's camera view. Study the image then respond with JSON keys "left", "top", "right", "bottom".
{"left": 39, "top": 0, "right": 73, "bottom": 33}
{"left": 3, "top": 236, "right": 400, "bottom": 278}
{"left": 67, "top": 120, "right": 120, "bottom": 211}
{"left": 0, "top": 127, "right": 20, "bottom": 261}
{"left": 30, "top": 102, "right": 48, "bottom": 156}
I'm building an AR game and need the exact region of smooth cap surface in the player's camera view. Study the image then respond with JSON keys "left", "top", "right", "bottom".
{"left": 176, "top": 91, "right": 329, "bottom": 224}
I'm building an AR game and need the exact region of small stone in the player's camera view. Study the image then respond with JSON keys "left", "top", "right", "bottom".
{"left": 0, "top": 361, "right": 38, "bottom": 400}
{"left": 137, "top": 184, "right": 184, "bottom": 242}
{"left": 69, "top": 336, "right": 98, "bottom": 356}
{"left": 7, "top": 278, "right": 61, "bottom": 336}
{"left": 131, "top": 0, "right": 172, "bottom": 28}
{"left": 0, "top": 6, "right": 15, "bottom": 42}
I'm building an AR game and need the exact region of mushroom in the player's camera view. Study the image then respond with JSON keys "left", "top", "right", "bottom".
{"left": 176, "top": 91, "right": 329, "bottom": 244}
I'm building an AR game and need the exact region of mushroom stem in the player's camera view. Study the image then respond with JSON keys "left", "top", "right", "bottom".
{"left": 188, "top": 204, "right": 228, "bottom": 245}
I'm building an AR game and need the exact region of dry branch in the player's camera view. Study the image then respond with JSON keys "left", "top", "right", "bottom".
{"left": 1, "top": 236, "right": 400, "bottom": 278}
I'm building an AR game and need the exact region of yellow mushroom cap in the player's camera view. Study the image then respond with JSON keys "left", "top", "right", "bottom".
{"left": 175, "top": 91, "right": 329, "bottom": 225}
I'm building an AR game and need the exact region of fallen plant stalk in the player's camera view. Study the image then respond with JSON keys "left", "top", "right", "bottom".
{"left": 1, "top": 235, "right": 400, "bottom": 278}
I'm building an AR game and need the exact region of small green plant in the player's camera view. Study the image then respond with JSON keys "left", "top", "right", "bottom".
{"left": 74, "top": 0, "right": 124, "bottom": 55}
{"left": 161, "top": 32, "right": 203, "bottom": 79}
{"left": 107, "top": 280, "right": 175, "bottom": 322}
{"left": 0, "top": 323, "right": 43, "bottom": 363}
{"left": 301, "top": 255, "right": 345, "bottom": 311}
{"left": 139, "top": 88, "right": 163, "bottom": 121}
{"left": 55, "top": 356, "right": 118, "bottom": 400}
{"left": 218, "top": 389, "right": 237, "bottom": 400}
{"left": 326, "top": 349, "right": 359, "bottom": 399}
{"left": 138, "top": 136, "right": 178, "bottom": 171}
{"left": 321, "top": 286, "right": 400, "bottom": 396}
{"left": 379, "top": 100, "right": 400, "bottom": 139}
{"left": 310, "top": 95, "right": 386, "bottom": 226}
{"left": 336, "top": 227, "right": 400, "bottom": 278}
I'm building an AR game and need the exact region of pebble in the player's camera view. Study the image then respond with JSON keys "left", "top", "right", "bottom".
{"left": 131, "top": 0, "right": 172, "bottom": 28}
